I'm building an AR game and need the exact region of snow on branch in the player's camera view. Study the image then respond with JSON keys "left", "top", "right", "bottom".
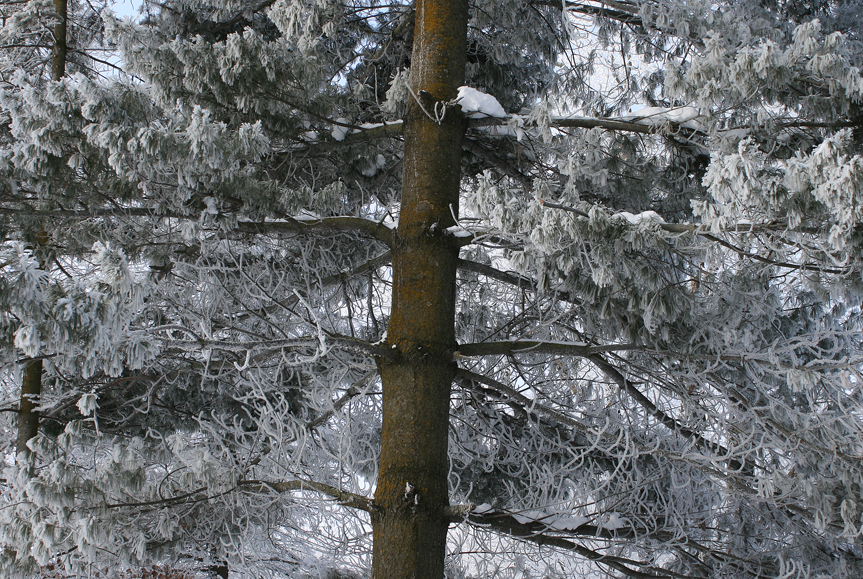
{"left": 454, "top": 86, "right": 507, "bottom": 119}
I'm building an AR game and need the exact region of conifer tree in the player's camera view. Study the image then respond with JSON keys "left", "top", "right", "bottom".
{"left": 3, "top": 0, "right": 863, "bottom": 578}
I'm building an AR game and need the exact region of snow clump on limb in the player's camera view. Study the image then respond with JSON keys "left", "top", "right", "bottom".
{"left": 455, "top": 87, "right": 507, "bottom": 118}
{"left": 619, "top": 106, "right": 701, "bottom": 129}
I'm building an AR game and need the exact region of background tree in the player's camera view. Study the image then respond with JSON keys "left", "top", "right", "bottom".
{"left": 2, "top": 0, "right": 863, "bottom": 578}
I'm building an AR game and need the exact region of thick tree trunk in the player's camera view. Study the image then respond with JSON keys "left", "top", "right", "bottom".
{"left": 372, "top": 0, "right": 468, "bottom": 577}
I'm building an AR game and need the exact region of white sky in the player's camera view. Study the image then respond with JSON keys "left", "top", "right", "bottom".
{"left": 110, "top": 0, "right": 141, "bottom": 21}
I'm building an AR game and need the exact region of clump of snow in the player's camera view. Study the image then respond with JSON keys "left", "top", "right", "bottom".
{"left": 611, "top": 210, "right": 666, "bottom": 225}
{"left": 456, "top": 86, "right": 507, "bottom": 119}
{"left": 719, "top": 128, "right": 751, "bottom": 140}
{"left": 331, "top": 118, "right": 349, "bottom": 141}
{"left": 361, "top": 154, "right": 387, "bottom": 177}
{"left": 292, "top": 211, "right": 322, "bottom": 222}
{"left": 600, "top": 512, "right": 628, "bottom": 531}
{"left": 472, "top": 503, "right": 494, "bottom": 515}
{"left": 357, "top": 121, "right": 402, "bottom": 131}
{"left": 548, "top": 515, "right": 589, "bottom": 531}
{"left": 619, "top": 106, "right": 701, "bottom": 129}
{"left": 332, "top": 120, "right": 403, "bottom": 141}
{"left": 446, "top": 225, "right": 474, "bottom": 238}
{"left": 511, "top": 510, "right": 552, "bottom": 525}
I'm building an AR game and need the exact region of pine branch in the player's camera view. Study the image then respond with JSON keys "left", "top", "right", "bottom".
{"left": 455, "top": 368, "right": 619, "bottom": 443}
{"left": 586, "top": 353, "right": 734, "bottom": 460}
{"left": 465, "top": 513, "right": 696, "bottom": 579}
{"left": 0, "top": 206, "right": 397, "bottom": 246}
{"left": 239, "top": 479, "right": 377, "bottom": 512}
{"left": 456, "top": 340, "right": 636, "bottom": 358}
{"left": 235, "top": 216, "right": 396, "bottom": 246}
{"left": 457, "top": 258, "right": 577, "bottom": 300}
{"left": 157, "top": 333, "right": 397, "bottom": 360}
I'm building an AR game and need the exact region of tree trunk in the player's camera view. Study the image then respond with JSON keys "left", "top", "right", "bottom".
{"left": 372, "top": 0, "right": 468, "bottom": 577}
{"left": 52, "top": 0, "right": 68, "bottom": 81}
{"left": 16, "top": 359, "right": 42, "bottom": 463}
{"left": 16, "top": 0, "right": 66, "bottom": 467}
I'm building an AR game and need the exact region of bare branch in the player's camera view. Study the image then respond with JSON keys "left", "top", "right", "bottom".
{"left": 456, "top": 340, "right": 637, "bottom": 358}
{"left": 235, "top": 216, "right": 396, "bottom": 246}
{"left": 239, "top": 479, "right": 377, "bottom": 513}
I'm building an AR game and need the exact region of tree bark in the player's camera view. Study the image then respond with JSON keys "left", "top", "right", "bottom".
{"left": 16, "top": 359, "right": 42, "bottom": 464}
{"left": 16, "top": 0, "right": 66, "bottom": 467}
{"left": 372, "top": 0, "right": 467, "bottom": 577}
{"left": 52, "top": 0, "right": 68, "bottom": 81}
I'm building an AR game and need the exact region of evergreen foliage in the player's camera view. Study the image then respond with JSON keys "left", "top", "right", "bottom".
{"left": 2, "top": 0, "right": 863, "bottom": 577}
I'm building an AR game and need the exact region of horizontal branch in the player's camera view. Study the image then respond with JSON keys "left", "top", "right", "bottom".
{"left": 236, "top": 216, "right": 396, "bottom": 246}
{"left": 586, "top": 354, "right": 732, "bottom": 460}
{"left": 457, "top": 258, "right": 579, "bottom": 303}
{"left": 0, "top": 205, "right": 183, "bottom": 219}
{"left": 537, "top": 202, "right": 847, "bottom": 273}
{"left": 455, "top": 368, "right": 614, "bottom": 442}
{"left": 466, "top": 513, "right": 691, "bottom": 579}
{"left": 700, "top": 232, "right": 848, "bottom": 274}
{"left": 157, "top": 333, "right": 397, "bottom": 361}
{"left": 0, "top": 206, "right": 397, "bottom": 245}
{"left": 239, "top": 479, "right": 376, "bottom": 512}
{"left": 457, "top": 340, "right": 636, "bottom": 358}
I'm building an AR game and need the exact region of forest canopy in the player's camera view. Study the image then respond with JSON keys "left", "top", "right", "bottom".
{"left": 2, "top": 0, "right": 863, "bottom": 577}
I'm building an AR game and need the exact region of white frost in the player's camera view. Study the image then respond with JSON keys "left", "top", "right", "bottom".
{"left": 456, "top": 86, "right": 507, "bottom": 119}
{"left": 77, "top": 393, "right": 99, "bottom": 417}
{"left": 361, "top": 155, "right": 386, "bottom": 177}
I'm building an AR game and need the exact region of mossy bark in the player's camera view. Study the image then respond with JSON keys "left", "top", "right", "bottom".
{"left": 371, "top": 0, "right": 468, "bottom": 577}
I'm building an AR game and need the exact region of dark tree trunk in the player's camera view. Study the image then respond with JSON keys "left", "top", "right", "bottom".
{"left": 17, "top": 0, "right": 66, "bottom": 467}
{"left": 52, "top": 0, "right": 68, "bottom": 81}
{"left": 16, "top": 359, "right": 42, "bottom": 464}
{"left": 372, "top": 0, "right": 468, "bottom": 577}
